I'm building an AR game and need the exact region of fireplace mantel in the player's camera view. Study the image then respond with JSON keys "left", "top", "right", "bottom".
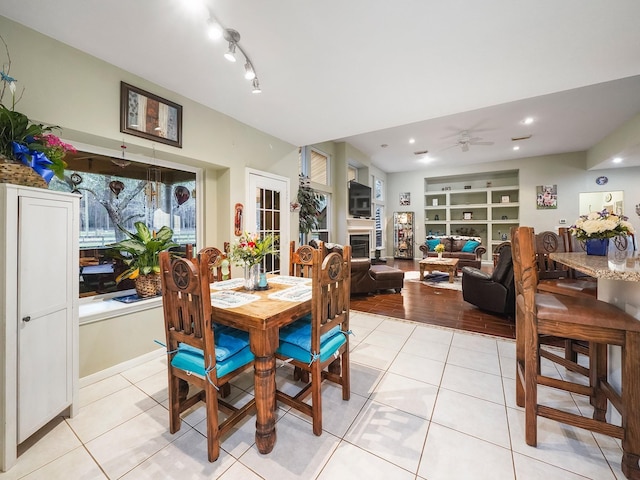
{"left": 347, "top": 218, "right": 375, "bottom": 258}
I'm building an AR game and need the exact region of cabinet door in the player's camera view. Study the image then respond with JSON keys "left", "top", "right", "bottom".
{"left": 17, "top": 195, "right": 73, "bottom": 442}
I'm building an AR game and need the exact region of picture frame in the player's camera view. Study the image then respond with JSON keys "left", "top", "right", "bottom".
{"left": 501, "top": 195, "right": 510, "bottom": 203}
{"left": 120, "top": 81, "right": 183, "bottom": 148}
{"left": 399, "top": 192, "right": 411, "bottom": 206}
{"left": 463, "top": 211, "right": 473, "bottom": 220}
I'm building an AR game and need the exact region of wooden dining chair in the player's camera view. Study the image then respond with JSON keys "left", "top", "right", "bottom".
{"left": 289, "top": 240, "right": 317, "bottom": 277}
{"left": 511, "top": 226, "right": 640, "bottom": 479}
{"left": 159, "top": 250, "right": 255, "bottom": 462}
{"left": 276, "top": 245, "right": 352, "bottom": 435}
{"left": 199, "top": 246, "right": 231, "bottom": 282}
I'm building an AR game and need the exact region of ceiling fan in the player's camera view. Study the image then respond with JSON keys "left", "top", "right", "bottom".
{"left": 453, "top": 130, "right": 494, "bottom": 152}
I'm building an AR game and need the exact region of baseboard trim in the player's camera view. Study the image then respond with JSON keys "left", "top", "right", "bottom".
{"left": 79, "top": 347, "right": 165, "bottom": 388}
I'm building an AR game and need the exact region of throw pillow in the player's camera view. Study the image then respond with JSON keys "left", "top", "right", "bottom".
{"left": 461, "top": 240, "right": 480, "bottom": 252}
{"left": 426, "top": 238, "right": 441, "bottom": 251}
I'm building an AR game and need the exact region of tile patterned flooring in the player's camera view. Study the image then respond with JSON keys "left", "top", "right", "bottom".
{"left": 1, "top": 312, "right": 624, "bottom": 480}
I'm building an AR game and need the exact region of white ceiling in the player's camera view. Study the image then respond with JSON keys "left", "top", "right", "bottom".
{"left": 2, "top": 0, "right": 640, "bottom": 173}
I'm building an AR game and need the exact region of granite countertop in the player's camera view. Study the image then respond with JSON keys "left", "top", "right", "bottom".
{"left": 549, "top": 252, "right": 640, "bottom": 282}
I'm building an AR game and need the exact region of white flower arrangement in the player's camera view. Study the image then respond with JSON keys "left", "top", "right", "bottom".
{"left": 570, "top": 210, "right": 635, "bottom": 241}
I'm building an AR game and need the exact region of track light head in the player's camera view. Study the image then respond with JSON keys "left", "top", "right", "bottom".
{"left": 222, "top": 29, "right": 240, "bottom": 62}
{"left": 252, "top": 78, "right": 262, "bottom": 94}
{"left": 244, "top": 61, "right": 256, "bottom": 80}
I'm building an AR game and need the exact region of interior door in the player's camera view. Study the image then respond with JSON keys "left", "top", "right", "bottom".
{"left": 246, "top": 170, "right": 290, "bottom": 274}
{"left": 17, "top": 195, "right": 73, "bottom": 442}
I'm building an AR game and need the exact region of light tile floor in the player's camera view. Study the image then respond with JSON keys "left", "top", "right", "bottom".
{"left": 0, "top": 312, "right": 625, "bottom": 480}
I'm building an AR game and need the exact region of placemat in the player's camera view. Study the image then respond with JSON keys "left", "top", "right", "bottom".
{"left": 211, "top": 290, "right": 260, "bottom": 308}
{"left": 210, "top": 278, "right": 245, "bottom": 290}
{"left": 268, "top": 285, "right": 312, "bottom": 302}
{"left": 268, "top": 275, "right": 312, "bottom": 286}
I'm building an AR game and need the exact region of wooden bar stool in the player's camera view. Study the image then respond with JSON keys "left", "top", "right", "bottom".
{"left": 511, "top": 226, "right": 640, "bottom": 480}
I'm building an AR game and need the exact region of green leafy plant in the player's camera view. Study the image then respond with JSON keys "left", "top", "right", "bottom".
{"left": 297, "top": 174, "right": 321, "bottom": 234}
{"left": 107, "top": 222, "right": 179, "bottom": 283}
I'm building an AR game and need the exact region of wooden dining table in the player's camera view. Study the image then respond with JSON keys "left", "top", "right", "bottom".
{"left": 209, "top": 276, "right": 312, "bottom": 454}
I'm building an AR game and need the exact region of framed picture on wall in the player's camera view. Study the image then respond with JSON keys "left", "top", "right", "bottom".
{"left": 536, "top": 184, "right": 558, "bottom": 209}
{"left": 120, "top": 82, "right": 183, "bottom": 147}
{"left": 400, "top": 192, "right": 410, "bottom": 206}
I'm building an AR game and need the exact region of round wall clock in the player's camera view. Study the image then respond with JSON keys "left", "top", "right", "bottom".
{"left": 596, "top": 176, "right": 608, "bottom": 185}
{"left": 605, "top": 193, "right": 612, "bottom": 202}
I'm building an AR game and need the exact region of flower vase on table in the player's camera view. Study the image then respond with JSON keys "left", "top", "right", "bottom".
{"left": 243, "top": 263, "right": 260, "bottom": 291}
{"left": 437, "top": 252, "right": 443, "bottom": 260}
{"left": 570, "top": 210, "right": 635, "bottom": 257}
{"left": 585, "top": 238, "right": 609, "bottom": 256}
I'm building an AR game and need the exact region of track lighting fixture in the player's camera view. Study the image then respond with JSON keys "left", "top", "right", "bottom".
{"left": 207, "top": 12, "right": 263, "bottom": 93}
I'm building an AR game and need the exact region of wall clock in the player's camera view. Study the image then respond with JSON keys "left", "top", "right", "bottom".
{"left": 595, "top": 176, "right": 608, "bottom": 185}
{"left": 605, "top": 193, "right": 612, "bottom": 202}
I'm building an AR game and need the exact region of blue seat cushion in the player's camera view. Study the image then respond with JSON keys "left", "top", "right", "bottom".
{"left": 171, "top": 326, "right": 253, "bottom": 379}
{"left": 277, "top": 316, "right": 346, "bottom": 363}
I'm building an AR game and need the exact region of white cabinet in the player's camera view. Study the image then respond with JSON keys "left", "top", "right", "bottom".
{"left": 0, "top": 184, "right": 79, "bottom": 471}
{"left": 424, "top": 171, "right": 520, "bottom": 261}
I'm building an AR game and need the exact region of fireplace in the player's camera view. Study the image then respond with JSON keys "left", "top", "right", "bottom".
{"left": 350, "top": 234, "right": 370, "bottom": 259}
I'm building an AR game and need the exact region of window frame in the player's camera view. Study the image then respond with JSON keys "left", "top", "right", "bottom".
{"left": 300, "top": 146, "right": 332, "bottom": 242}
{"left": 71, "top": 141, "right": 204, "bottom": 324}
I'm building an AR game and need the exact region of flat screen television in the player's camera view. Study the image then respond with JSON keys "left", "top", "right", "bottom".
{"left": 348, "top": 180, "right": 372, "bottom": 218}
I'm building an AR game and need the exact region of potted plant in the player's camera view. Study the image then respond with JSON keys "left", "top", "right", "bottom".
{"left": 107, "top": 221, "right": 178, "bottom": 297}
{"left": 434, "top": 243, "right": 445, "bottom": 259}
{"left": 0, "top": 35, "right": 75, "bottom": 187}
{"left": 229, "top": 232, "right": 278, "bottom": 290}
{"left": 296, "top": 174, "right": 321, "bottom": 244}
{"left": 570, "top": 209, "right": 635, "bottom": 256}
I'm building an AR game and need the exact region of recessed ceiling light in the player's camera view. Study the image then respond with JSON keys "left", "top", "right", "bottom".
{"left": 513, "top": 146, "right": 520, "bottom": 151}
{"left": 613, "top": 157, "right": 623, "bottom": 163}
{"left": 523, "top": 117, "right": 534, "bottom": 125}
{"left": 409, "top": 138, "right": 415, "bottom": 144}
{"left": 417, "top": 156, "right": 432, "bottom": 164}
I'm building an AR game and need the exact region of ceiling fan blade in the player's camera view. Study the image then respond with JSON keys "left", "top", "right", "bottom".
{"left": 470, "top": 141, "right": 494, "bottom": 146}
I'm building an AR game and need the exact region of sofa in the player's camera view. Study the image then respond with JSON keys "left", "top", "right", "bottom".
{"left": 418, "top": 236, "right": 486, "bottom": 269}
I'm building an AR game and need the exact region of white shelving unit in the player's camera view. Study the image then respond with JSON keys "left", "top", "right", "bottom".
{"left": 424, "top": 171, "right": 519, "bottom": 260}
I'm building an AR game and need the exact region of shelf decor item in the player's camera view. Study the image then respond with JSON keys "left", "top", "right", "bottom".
{"left": 108, "top": 222, "right": 179, "bottom": 298}
{"left": 501, "top": 195, "right": 510, "bottom": 203}
{"left": 0, "top": 35, "right": 76, "bottom": 188}
{"left": 569, "top": 209, "right": 635, "bottom": 256}
{"left": 463, "top": 211, "right": 473, "bottom": 220}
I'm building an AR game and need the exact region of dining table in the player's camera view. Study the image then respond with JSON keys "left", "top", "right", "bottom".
{"left": 209, "top": 275, "right": 312, "bottom": 454}
{"left": 549, "top": 250, "right": 640, "bottom": 477}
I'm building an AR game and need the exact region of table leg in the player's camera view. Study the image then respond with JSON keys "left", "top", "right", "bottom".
{"left": 448, "top": 267, "right": 454, "bottom": 283}
{"left": 622, "top": 331, "right": 640, "bottom": 479}
{"left": 419, "top": 264, "right": 425, "bottom": 280}
{"left": 249, "top": 327, "right": 279, "bottom": 454}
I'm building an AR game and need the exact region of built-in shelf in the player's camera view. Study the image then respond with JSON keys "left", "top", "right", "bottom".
{"left": 424, "top": 170, "right": 520, "bottom": 261}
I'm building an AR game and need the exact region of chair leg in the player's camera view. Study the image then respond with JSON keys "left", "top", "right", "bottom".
{"left": 589, "top": 342, "right": 607, "bottom": 422}
{"left": 524, "top": 312, "right": 538, "bottom": 447}
{"left": 341, "top": 350, "right": 350, "bottom": 401}
{"left": 515, "top": 307, "right": 525, "bottom": 408}
{"left": 311, "top": 363, "right": 322, "bottom": 436}
{"left": 622, "top": 332, "right": 640, "bottom": 480}
{"left": 205, "top": 382, "right": 221, "bottom": 462}
{"left": 169, "top": 372, "right": 183, "bottom": 434}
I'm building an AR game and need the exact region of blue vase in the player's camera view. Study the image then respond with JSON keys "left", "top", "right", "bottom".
{"left": 585, "top": 238, "right": 609, "bottom": 256}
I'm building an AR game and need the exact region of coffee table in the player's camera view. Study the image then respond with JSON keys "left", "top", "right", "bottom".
{"left": 419, "top": 257, "right": 460, "bottom": 283}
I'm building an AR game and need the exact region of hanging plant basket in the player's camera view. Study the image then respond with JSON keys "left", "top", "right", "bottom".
{"left": 0, "top": 155, "right": 48, "bottom": 189}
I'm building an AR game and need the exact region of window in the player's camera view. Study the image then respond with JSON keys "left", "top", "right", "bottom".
{"left": 49, "top": 150, "right": 199, "bottom": 298}
{"left": 300, "top": 146, "right": 332, "bottom": 242}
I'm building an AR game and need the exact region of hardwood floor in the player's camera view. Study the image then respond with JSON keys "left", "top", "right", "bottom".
{"left": 350, "top": 259, "right": 516, "bottom": 339}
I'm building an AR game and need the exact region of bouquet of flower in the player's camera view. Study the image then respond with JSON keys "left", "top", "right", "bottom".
{"left": 570, "top": 209, "right": 635, "bottom": 241}
{"left": 230, "top": 232, "right": 278, "bottom": 266}
{"left": 434, "top": 243, "right": 446, "bottom": 253}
